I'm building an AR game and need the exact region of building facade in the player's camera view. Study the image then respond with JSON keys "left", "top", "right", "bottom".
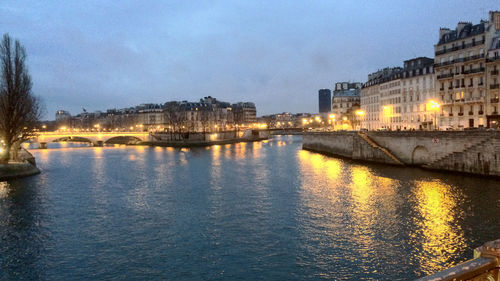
{"left": 486, "top": 11, "right": 500, "bottom": 128}
{"left": 434, "top": 11, "right": 500, "bottom": 129}
{"left": 331, "top": 82, "right": 362, "bottom": 129}
{"left": 361, "top": 67, "right": 402, "bottom": 130}
{"left": 400, "top": 57, "right": 437, "bottom": 130}
{"left": 57, "top": 97, "right": 257, "bottom": 133}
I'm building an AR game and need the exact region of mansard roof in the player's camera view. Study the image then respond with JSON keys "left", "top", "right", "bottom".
{"left": 438, "top": 23, "right": 485, "bottom": 45}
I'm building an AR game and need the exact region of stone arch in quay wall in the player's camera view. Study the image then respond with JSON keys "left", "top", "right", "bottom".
{"left": 411, "top": 145, "right": 430, "bottom": 165}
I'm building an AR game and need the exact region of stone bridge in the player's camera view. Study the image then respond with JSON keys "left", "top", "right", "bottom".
{"left": 33, "top": 132, "right": 151, "bottom": 148}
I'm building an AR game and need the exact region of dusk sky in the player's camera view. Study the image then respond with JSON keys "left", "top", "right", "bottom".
{"left": 1, "top": 1, "right": 498, "bottom": 119}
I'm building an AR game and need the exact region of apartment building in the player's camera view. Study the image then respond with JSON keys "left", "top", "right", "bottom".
{"left": 434, "top": 11, "right": 500, "bottom": 129}
{"left": 486, "top": 11, "right": 500, "bottom": 128}
{"left": 361, "top": 67, "right": 402, "bottom": 130}
{"left": 400, "top": 57, "right": 437, "bottom": 130}
{"left": 331, "top": 82, "right": 362, "bottom": 129}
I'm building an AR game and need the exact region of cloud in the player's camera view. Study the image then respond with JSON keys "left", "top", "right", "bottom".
{"left": 1, "top": 0, "right": 499, "bottom": 118}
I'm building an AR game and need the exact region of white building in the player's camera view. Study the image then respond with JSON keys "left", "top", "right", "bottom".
{"left": 400, "top": 57, "right": 437, "bottom": 130}
{"left": 434, "top": 11, "right": 500, "bottom": 129}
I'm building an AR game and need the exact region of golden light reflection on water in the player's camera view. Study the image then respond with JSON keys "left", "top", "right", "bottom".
{"left": 297, "top": 150, "right": 343, "bottom": 198}
{"left": 234, "top": 142, "right": 247, "bottom": 159}
{"left": 210, "top": 142, "right": 223, "bottom": 194}
{"left": 38, "top": 148, "right": 49, "bottom": 164}
{"left": 252, "top": 141, "right": 262, "bottom": 158}
{"left": 412, "top": 180, "right": 465, "bottom": 275}
{"left": 350, "top": 166, "right": 374, "bottom": 209}
{"left": 298, "top": 150, "right": 403, "bottom": 271}
{"left": 300, "top": 150, "right": 342, "bottom": 179}
{"left": 134, "top": 146, "right": 146, "bottom": 153}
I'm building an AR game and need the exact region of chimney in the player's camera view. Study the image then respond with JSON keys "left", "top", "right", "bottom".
{"left": 456, "top": 22, "right": 468, "bottom": 35}
{"left": 439, "top": 27, "right": 451, "bottom": 41}
{"left": 490, "top": 11, "right": 500, "bottom": 30}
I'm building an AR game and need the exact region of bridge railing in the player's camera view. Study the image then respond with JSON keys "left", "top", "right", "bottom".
{"left": 416, "top": 239, "right": 500, "bottom": 281}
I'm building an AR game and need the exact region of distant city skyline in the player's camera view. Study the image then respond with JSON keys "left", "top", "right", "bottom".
{"left": 1, "top": 0, "right": 498, "bottom": 118}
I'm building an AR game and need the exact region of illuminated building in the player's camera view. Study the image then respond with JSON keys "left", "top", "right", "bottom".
{"left": 434, "top": 11, "right": 500, "bottom": 129}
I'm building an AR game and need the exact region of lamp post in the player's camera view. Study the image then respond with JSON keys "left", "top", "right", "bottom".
{"left": 427, "top": 100, "right": 441, "bottom": 130}
{"left": 355, "top": 110, "right": 365, "bottom": 131}
{"left": 329, "top": 114, "right": 335, "bottom": 131}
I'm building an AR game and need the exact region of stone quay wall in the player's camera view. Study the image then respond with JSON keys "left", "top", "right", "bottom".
{"left": 0, "top": 148, "right": 40, "bottom": 181}
{"left": 303, "top": 131, "right": 500, "bottom": 177}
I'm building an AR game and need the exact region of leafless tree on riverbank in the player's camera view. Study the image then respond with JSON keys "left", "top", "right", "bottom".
{"left": 0, "top": 34, "right": 43, "bottom": 163}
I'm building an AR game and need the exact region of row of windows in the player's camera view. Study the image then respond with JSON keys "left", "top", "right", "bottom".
{"left": 440, "top": 77, "right": 484, "bottom": 89}
{"left": 439, "top": 48, "right": 485, "bottom": 64}
{"left": 437, "top": 35, "right": 485, "bottom": 54}
{"left": 379, "top": 81, "right": 401, "bottom": 90}
{"left": 439, "top": 63, "right": 485, "bottom": 75}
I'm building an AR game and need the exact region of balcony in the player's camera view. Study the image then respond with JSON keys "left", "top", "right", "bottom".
{"left": 465, "top": 54, "right": 485, "bottom": 62}
{"left": 439, "top": 87, "right": 444, "bottom": 91}
{"left": 492, "top": 70, "right": 499, "bottom": 75}
{"left": 434, "top": 61, "right": 453, "bottom": 68}
{"left": 438, "top": 73, "right": 454, "bottom": 79}
{"left": 486, "top": 56, "right": 500, "bottom": 63}
{"left": 463, "top": 67, "right": 485, "bottom": 75}
{"left": 465, "top": 96, "right": 483, "bottom": 103}
{"left": 479, "top": 110, "right": 484, "bottom": 115}
{"left": 490, "top": 84, "right": 500, "bottom": 89}
{"left": 435, "top": 54, "right": 486, "bottom": 67}
{"left": 458, "top": 112, "right": 464, "bottom": 116}
{"left": 435, "top": 40, "right": 485, "bottom": 56}
{"left": 449, "top": 113, "right": 454, "bottom": 116}
{"left": 448, "top": 86, "right": 454, "bottom": 89}
{"left": 491, "top": 97, "right": 499, "bottom": 103}
{"left": 468, "top": 111, "right": 474, "bottom": 115}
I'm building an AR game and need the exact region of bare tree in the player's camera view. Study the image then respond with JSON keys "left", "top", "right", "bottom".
{"left": 163, "top": 102, "right": 183, "bottom": 140}
{"left": 0, "top": 34, "right": 43, "bottom": 163}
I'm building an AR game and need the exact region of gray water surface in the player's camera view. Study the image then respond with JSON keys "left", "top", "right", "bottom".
{"left": 1, "top": 135, "right": 499, "bottom": 280}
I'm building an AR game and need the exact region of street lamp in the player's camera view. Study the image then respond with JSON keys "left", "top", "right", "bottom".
{"left": 427, "top": 100, "right": 441, "bottom": 130}
{"left": 355, "top": 110, "right": 365, "bottom": 130}
{"left": 328, "top": 114, "right": 335, "bottom": 130}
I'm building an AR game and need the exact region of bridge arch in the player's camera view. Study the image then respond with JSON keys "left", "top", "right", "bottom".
{"left": 411, "top": 145, "right": 430, "bottom": 165}
{"left": 52, "top": 136, "right": 96, "bottom": 144}
{"left": 105, "top": 136, "right": 143, "bottom": 144}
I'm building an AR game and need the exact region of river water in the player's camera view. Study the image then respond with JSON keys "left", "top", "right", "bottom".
{"left": 0, "top": 135, "right": 499, "bottom": 280}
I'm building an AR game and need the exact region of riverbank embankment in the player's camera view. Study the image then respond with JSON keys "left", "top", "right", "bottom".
{"left": 0, "top": 149, "right": 40, "bottom": 180}
{"left": 140, "top": 137, "right": 269, "bottom": 148}
{"left": 303, "top": 131, "right": 500, "bottom": 177}
{"left": 141, "top": 129, "right": 271, "bottom": 148}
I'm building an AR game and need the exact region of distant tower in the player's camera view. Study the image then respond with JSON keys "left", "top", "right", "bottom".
{"left": 318, "top": 89, "right": 332, "bottom": 114}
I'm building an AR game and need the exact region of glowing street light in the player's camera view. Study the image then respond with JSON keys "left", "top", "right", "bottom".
{"left": 427, "top": 100, "right": 440, "bottom": 110}
{"left": 427, "top": 100, "right": 441, "bottom": 130}
{"left": 355, "top": 110, "right": 365, "bottom": 116}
